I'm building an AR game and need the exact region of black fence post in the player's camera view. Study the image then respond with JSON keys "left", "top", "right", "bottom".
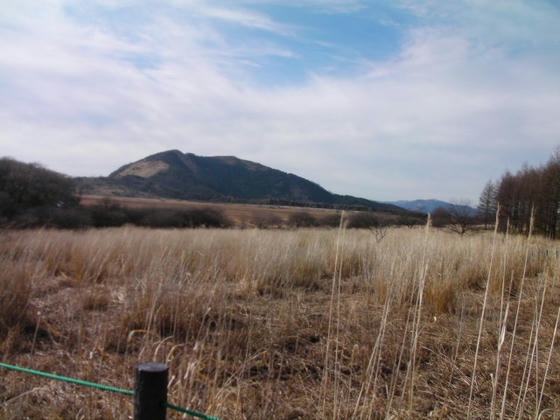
{"left": 134, "top": 362, "right": 168, "bottom": 420}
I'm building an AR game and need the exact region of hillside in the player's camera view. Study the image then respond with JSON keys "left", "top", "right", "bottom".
{"left": 389, "top": 199, "right": 478, "bottom": 216}
{"left": 77, "top": 150, "right": 406, "bottom": 213}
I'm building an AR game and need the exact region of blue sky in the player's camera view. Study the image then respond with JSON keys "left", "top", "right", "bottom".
{"left": 1, "top": 0, "right": 560, "bottom": 202}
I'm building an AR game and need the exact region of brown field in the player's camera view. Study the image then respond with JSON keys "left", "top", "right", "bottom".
{"left": 80, "top": 194, "right": 342, "bottom": 227}
{"left": 0, "top": 221, "right": 559, "bottom": 419}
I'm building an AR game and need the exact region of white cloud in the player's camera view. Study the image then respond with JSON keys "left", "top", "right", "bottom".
{"left": 197, "top": 5, "right": 295, "bottom": 35}
{"left": 1, "top": 0, "right": 559, "bottom": 202}
{"left": 240, "top": 0, "right": 367, "bottom": 14}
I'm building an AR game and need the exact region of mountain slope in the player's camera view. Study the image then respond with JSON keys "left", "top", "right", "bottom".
{"left": 389, "top": 199, "right": 478, "bottom": 215}
{"left": 77, "top": 150, "right": 405, "bottom": 212}
{"left": 110, "top": 150, "right": 335, "bottom": 202}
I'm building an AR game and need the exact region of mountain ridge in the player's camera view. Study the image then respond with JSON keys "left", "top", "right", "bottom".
{"left": 76, "top": 150, "right": 408, "bottom": 213}
{"left": 388, "top": 199, "right": 478, "bottom": 215}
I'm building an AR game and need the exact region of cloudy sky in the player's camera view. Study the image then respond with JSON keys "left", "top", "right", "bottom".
{"left": 1, "top": 0, "right": 560, "bottom": 202}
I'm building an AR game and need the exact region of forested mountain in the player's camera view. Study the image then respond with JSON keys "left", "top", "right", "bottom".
{"left": 77, "top": 150, "right": 406, "bottom": 212}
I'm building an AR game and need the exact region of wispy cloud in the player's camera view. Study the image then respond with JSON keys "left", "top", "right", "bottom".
{"left": 196, "top": 5, "right": 296, "bottom": 35}
{"left": 1, "top": 0, "right": 559, "bottom": 201}
{"left": 241, "top": 0, "right": 367, "bottom": 14}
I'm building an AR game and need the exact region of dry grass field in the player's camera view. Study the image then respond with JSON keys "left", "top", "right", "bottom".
{"left": 0, "top": 219, "right": 559, "bottom": 419}
{"left": 80, "top": 194, "right": 342, "bottom": 227}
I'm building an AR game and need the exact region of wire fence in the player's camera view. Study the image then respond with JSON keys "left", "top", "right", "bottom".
{"left": 0, "top": 362, "right": 221, "bottom": 420}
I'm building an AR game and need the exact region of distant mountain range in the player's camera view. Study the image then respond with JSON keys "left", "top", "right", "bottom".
{"left": 388, "top": 199, "right": 478, "bottom": 215}
{"left": 76, "top": 150, "right": 410, "bottom": 213}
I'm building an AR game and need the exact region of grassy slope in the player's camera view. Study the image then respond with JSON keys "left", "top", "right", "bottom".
{"left": 0, "top": 225, "right": 559, "bottom": 419}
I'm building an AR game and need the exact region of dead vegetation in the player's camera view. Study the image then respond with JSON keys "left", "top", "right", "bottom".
{"left": 79, "top": 194, "right": 405, "bottom": 228}
{"left": 0, "top": 222, "right": 559, "bottom": 419}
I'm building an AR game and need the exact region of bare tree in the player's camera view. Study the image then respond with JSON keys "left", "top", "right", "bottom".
{"left": 0, "top": 157, "right": 77, "bottom": 218}
{"left": 431, "top": 207, "right": 451, "bottom": 228}
{"left": 540, "top": 148, "right": 560, "bottom": 238}
{"left": 397, "top": 215, "right": 423, "bottom": 228}
{"left": 487, "top": 145, "right": 560, "bottom": 238}
{"left": 370, "top": 224, "right": 389, "bottom": 242}
{"left": 447, "top": 200, "right": 476, "bottom": 235}
{"left": 432, "top": 201, "right": 476, "bottom": 235}
{"left": 478, "top": 180, "right": 496, "bottom": 229}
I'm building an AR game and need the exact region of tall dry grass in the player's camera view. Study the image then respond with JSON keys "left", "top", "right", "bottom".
{"left": 0, "top": 225, "right": 558, "bottom": 419}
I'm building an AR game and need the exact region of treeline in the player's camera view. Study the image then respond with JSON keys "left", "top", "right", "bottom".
{"left": 479, "top": 147, "right": 560, "bottom": 238}
{"left": 209, "top": 197, "right": 414, "bottom": 214}
{"left": 0, "top": 158, "right": 230, "bottom": 229}
{"left": 0, "top": 157, "right": 78, "bottom": 218}
{"left": 1, "top": 157, "right": 426, "bottom": 230}
{"left": 11, "top": 204, "right": 232, "bottom": 229}
{"left": 281, "top": 211, "right": 423, "bottom": 229}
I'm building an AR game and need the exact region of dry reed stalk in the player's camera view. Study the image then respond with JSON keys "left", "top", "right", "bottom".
{"left": 405, "top": 214, "right": 431, "bottom": 413}
{"left": 407, "top": 261, "right": 428, "bottom": 412}
{"left": 468, "top": 204, "right": 501, "bottom": 420}
{"left": 448, "top": 293, "right": 465, "bottom": 389}
{"left": 385, "top": 296, "right": 414, "bottom": 418}
{"left": 332, "top": 221, "right": 347, "bottom": 419}
{"left": 396, "top": 236, "right": 429, "bottom": 411}
{"left": 352, "top": 283, "right": 393, "bottom": 418}
{"left": 490, "top": 300, "right": 510, "bottom": 419}
{"left": 365, "top": 294, "right": 393, "bottom": 420}
{"left": 321, "top": 211, "right": 345, "bottom": 418}
{"left": 498, "top": 220, "right": 511, "bottom": 333}
{"left": 1, "top": 222, "right": 557, "bottom": 418}
{"left": 500, "top": 208, "right": 535, "bottom": 420}
{"left": 515, "top": 272, "right": 549, "bottom": 419}
{"left": 535, "top": 306, "right": 560, "bottom": 418}
{"left": 490, "top": 240, "right": 515, "bottom": 419}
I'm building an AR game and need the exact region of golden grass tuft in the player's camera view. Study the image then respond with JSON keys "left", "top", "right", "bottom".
{"left": 0, "top": 265, "right": 33, "bottom": 332}
{"left": 0, "top": 226, "right": 558, "bottom": 418}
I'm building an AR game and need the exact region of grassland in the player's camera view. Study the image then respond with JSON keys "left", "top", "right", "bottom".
{"left": 79, "top": 194, "right": 403, "bottom": 228}
{"left": 0, "top": 221, "right": 559, "bottom": 419}
{"left": 80, "top": 194, "right": 341, "bottom": 226}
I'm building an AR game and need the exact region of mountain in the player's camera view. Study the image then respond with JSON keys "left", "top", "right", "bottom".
{"left": 77, "top": 150, "right": 406, "bottom": 213}
{"left": 388, "top": 199, "right": 478, "bottom": 216}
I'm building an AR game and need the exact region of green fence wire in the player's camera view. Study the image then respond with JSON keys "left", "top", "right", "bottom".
{"left": 0, "top": 362, "right": 221, "bottom": 420}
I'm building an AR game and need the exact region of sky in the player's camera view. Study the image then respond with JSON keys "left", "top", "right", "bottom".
{"left": 1, "top": 0, "right": 560, "bottom": 203}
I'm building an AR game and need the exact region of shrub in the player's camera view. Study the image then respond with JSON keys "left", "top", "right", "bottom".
{"left": 184, "top": 207, "right": 232, "bottom": 228}
{"left": 90, "top": 205, "right": 128, "bottom": 227}
{"left": 431, "top": 207, "right": 451, "bottom": 227}
{"left": 9, "top": 207, "right": 92, "bottom": 229}
{"left": 125, "top": 206, "right": 232, "bottom": 228}
{"left": 251, "top": 212, "right": 284, "bottom": 228}
{"left": 0, "top": 265, "right": 32, "bottom": 334}
{"left": 288, "top": 212, "right": 317, "bottom": 227}
{"left": 319, "top": 213, "right": 342, "bottom": 227}
{"left": 48, "top": 208, "right": 93, "bottom": 229}
{"left": 346, "top": 212, "right": 380, "bottom": 229}
{"left": 396, "top": 215, "right": 424, "bottom": 228}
